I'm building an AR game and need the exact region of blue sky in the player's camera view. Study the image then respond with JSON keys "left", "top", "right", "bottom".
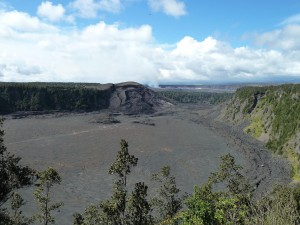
{"left": 1, "top": 0, "right": 300, "bottom": 84}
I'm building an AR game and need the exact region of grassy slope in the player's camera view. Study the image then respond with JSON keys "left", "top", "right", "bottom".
{"left": 222, "top": 84, "right": 300, "bottom": 180}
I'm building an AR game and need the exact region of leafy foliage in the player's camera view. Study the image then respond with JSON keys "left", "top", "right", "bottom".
{"left": 165, "top": 154, "right": 252, "bottom": 225}
{"left": 9, "top": 192, "right": 32, "bottom": 225}
{"left": 160, "top": 153, "right": 300, "bottom": 225}
{"left": 73, "top": 213, "right": 84, "bottom": 225}
{"left": 151, "top": 166, "right": 183, "bottom": 222}
{"left": 127, "top": 182, "right": 153, "bottom": 225}
{"left": 33, "top": 167, "right": 63, "bottom": 225}
{"left": 248, "top": 185, "right": 300, "bottom": 225}
{"left": 209, "top": 154, "right": 251, "bottom": 197}
{"left": 102, "top": 139, "right": 139, "bottom": 224}
{"left": 0, "top": 118, "right": 35, "bottom": 223}
{"left": 80, "top": 139, "right": 152, "bottom": 225}
{"left": 109, "top": 139, "right": 138, "bottom": 186}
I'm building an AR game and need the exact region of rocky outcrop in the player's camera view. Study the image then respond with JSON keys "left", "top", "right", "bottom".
{"left": 109, "top": 82, "right": 164, "bottom": 114}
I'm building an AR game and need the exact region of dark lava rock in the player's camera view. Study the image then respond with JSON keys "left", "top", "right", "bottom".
{"left": 89, "top": 114, "right": 121, "bottom": 124}
{"left": 109, "top": 82, "right": 165, "bottom": 115}
{"left": 132, "top": 118, "right": 155, "bottom": 126}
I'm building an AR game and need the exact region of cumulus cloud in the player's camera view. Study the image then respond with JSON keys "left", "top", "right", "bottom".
{"left": 37, "top": 1, "right": 66, "bottom": 22}
{"left": 71, "top": 0, "right": 122, "bottom": 18}
{"left": 0, "top": 10, "right": 58, "bottom": 41}
{"left": 255, "top": 25, "right": 300, "bottom": 51}
{"left": 0, "top": 10, "right": 156, "bottom": 83}
{"left": 1, "top": 9, "right": 300, "bottom": 84}
{"left": 148, "top": 0, "right": 186, "bottom": 17}
{"left": 71, "top": 0, "right": 99, "bottom": 18}
{"left": 157, "top": 36, "right": 300, "bottom": 83}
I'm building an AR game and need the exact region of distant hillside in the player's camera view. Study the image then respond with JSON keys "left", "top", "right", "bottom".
{"left": 220, "top": 84, "right": 300, "bottom": 180}
{"left": 157, "top": 90, "right": 233, "bottom": 105}
{"left": 0, "top": 82, "right": 164, "bottom": 115}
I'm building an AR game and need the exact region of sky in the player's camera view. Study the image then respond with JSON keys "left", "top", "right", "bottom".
{"left": 1, "top": 0, "right": 300, "bottom": 85}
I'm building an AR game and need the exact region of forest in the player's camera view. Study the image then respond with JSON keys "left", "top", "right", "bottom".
{"left": 157, "top": 90, "right": 233, "bottom": 105}
{"left": 0, "top": 83, "right": 112, "bottom": 114}
{"left": 223, "top": 84, "right": 300, "bottom": 180}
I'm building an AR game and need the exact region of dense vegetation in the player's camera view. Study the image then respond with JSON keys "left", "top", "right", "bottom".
{"left": 223, "top": 84, "right": 300, "bottom": 180}
{"left": 157, "top": 90, "right": 233, "bottom": 105}
{"left": 0, "top": 82, "right": 113, "bottom": 114}
{"left": 0, "top": 118, "right": 35, "bottom": 224}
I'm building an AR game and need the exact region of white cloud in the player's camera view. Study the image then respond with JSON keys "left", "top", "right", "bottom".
{"left": 71, "top": 0, "right": 99, "bottom": 18}
{"left": 255, "top": 25, "right": 300, "bottom": 51}
{"left": 148, "top": 0, "right": 186, "bottom": 17}
{"left": 1, "top": 9, "right": 300, "bottom": 85}
{"left": 0, "top": 10, "right": 156, "bottom": 83}
{"left": 280, "top": 14, "right": 300, "bottom": 26}
{"left": 0, "top": 10, "right": 57, "bottom": 34}
{"left": 157, "top": 37, "right": 300, "bottom": 83}
{"left": 37, "top": 1, "right": 65, "bottom": 22}
{"left": 71, "top": 0, "right": 122, "bottom": 18}
{"left": 98, "top": 0, "right": 122, "bottom": 13}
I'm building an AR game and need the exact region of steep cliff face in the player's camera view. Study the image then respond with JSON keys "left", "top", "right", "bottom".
{"left": 109, "top": 82, "right": 163, "bottom": 114}
{"left": 0, "top": 82, "right": 165, "bottom": 115}
{"left": 220, "top": 84, "right": 300, "bottom": 179}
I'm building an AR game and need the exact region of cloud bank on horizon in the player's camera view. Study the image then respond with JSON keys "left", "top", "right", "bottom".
{"left": 1, "top": 0, "right": 300, "bottom": 85}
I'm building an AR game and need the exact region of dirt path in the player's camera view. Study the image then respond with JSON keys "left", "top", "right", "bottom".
{"left": 6, "top": 125, "right": 117, "bottom": 145}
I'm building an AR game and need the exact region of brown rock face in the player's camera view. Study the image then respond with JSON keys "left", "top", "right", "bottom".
{"left": 109, "top": 82, "right": 163, "bottom": 114}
